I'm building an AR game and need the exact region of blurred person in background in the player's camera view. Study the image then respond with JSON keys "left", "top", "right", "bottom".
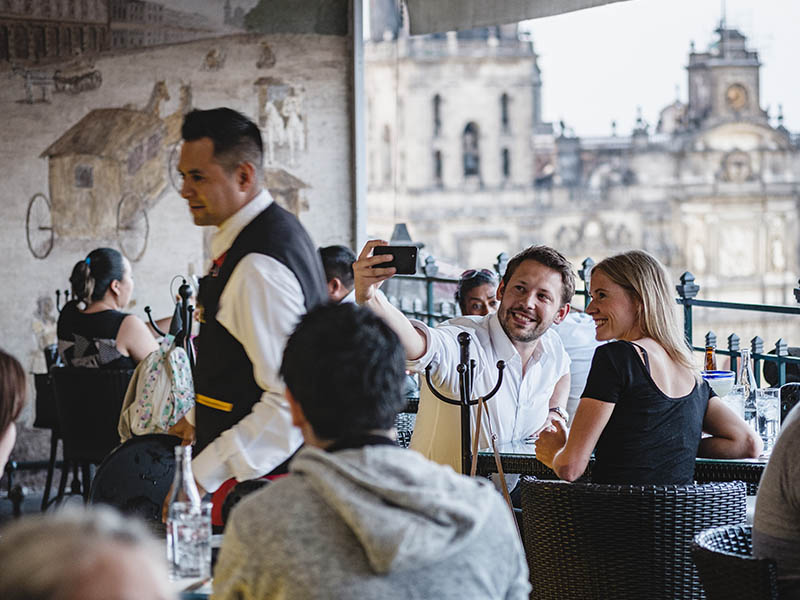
{"left": 0, "top": 506, "right": 175, "bottom": 600}
{"left": 0, "top": 349, "right": 25, "bottom": 474}
{"left": 455, "top": 268, "right": 499, "bottom": 317}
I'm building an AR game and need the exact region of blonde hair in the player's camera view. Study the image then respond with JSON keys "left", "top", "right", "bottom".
{"left": 592, "top": 250, "right": 696, "bottom": 371}
{"left": 0, "top": 506, "right": 173, "bottom": 600}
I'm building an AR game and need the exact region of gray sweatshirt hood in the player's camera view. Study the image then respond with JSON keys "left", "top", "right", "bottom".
{"left": 290, "top": 444, "right": 502, "bottom": 575}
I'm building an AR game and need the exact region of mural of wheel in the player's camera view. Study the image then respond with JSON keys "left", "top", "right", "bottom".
{"left": 26, "top": 192, "right": 54, "bottom": 259}
{"left": 168, "top": 140, "right": 182, "bottom": 193}
{"left": 117, "top": 192, "right": 149, "bottom": 262}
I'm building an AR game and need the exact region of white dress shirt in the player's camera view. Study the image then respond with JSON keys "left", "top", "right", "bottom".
{"left": 408, "top": 312, "right": 570, "bottom": 473}
{"left": 191, "top": 190, "right": 305, "bottom": 492}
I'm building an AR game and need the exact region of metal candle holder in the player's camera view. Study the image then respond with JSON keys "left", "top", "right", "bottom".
{"left": 424, "top": 332, "right": 505, "bottom": 475}
{"left": 145, "top": 278, "right": 196, "bottom": 372}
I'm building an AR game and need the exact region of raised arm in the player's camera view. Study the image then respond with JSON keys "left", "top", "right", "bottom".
{"left": 698, "top": 396, "right": 762, "bottom": 458}
{"left": 354, "top": 240, "right": 427, "bottom": 361}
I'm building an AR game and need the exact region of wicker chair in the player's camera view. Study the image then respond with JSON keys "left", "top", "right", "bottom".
{"left": 692, "top": 524, "right": 779, "bottom": 600}
{"left": 521, "top": 478, "right": 747, "bottom": 600}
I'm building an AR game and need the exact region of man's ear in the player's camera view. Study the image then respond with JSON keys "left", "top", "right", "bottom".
{"left": 285, "top": 388, "right": 307, "bottom": 430}
{"left": 496, "top": 279, "right": 506, "bottom": 303}
{"left": 236, "top": 162, "right": 257, "bottom": 192}
{"left": 553, "top": 302, "right": 570, "bottom": 325}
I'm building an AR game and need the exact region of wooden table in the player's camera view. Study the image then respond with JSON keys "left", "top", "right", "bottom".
{"left": 476, "top": 442, "right": 768, "bottom": 494}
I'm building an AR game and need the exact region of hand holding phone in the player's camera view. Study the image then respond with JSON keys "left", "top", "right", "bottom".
{"left": 372, "top": 245, "right": 418, "bottom": 275}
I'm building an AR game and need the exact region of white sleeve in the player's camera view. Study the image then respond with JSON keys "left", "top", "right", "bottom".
{"left": 406, "top": 318, "right": 469, "bottom": 391}
{"left": 192, "top": 253, "right": 305, "bottom": 492}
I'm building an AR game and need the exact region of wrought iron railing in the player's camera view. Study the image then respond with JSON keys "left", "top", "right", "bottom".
{"left": 388, "top": 253, "right": 800, "bottom": 386}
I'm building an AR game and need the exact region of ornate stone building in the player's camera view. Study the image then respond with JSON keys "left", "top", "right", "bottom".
{"left": 366, "top": 22, "right": 800, "bottom": 346}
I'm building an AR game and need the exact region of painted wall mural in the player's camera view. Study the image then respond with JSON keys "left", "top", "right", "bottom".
{"left": 2, "top": 0, "right": 353, "bottom": 418}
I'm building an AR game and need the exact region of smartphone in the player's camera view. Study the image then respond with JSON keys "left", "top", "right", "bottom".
{"left": 372, "top": 245, "right": 418, "bottom": 275}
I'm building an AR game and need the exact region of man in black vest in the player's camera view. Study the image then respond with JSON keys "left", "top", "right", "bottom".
{"left": 173, "top": 107, "right": 327, "bottom": 504}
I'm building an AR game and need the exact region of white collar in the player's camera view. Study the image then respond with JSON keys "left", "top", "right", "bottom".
{"left": 210, "top": 189, "right": 273, "bottom": 260}
{"left": 488, "top": 310, "right": 545, "bottom": 365}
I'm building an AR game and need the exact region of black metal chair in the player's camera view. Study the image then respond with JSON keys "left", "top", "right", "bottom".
{"left": 89, "top": 433, "right": 180, "bottom": 525}
{"left": 33, "top": 371, "right": 62, "bottom": 510}
{"left": 780, "top": 382, "right": 800, "bottom": 423}
{"left": 521, "top": 477, "right": 747, "bottom": 600}
{"left": 51, "top": 367, "right": 134, "bottom": 503}
{"left": 692, "top": 524, "right": 778, "bottom": 600}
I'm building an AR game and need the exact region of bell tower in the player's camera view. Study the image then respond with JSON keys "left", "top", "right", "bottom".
{"left": 686, "top": 23, "right": 767, "bottom": 128}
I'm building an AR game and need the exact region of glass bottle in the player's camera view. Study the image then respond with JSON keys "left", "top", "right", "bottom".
{"left": 166, "top": 445, "right": 211, "bottom": 580}
{"left": 704, "top": 345, "right": 717, "bottom": 371}
{"left": 737, "top": 349, "right": 758, "bottom": 432}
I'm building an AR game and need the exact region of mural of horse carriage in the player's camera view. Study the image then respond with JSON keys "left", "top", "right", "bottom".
{"left": 26, "top": 82, "right": 188, "bottom": 261}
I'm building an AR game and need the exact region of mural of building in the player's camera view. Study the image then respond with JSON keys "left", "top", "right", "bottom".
{"left": 366, "top": 21, "right": 800, "bottom": 346}
{"left": 0, "top": 0, "right": 110, "bottom": 64}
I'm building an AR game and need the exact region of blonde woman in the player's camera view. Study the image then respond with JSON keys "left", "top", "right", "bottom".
{"left": 536, "top": 250, "right": 761, "bottom": 484}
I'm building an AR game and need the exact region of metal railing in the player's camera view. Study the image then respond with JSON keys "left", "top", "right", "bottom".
{"left": 388, "top": 253, "right": 800, "bottom": 386}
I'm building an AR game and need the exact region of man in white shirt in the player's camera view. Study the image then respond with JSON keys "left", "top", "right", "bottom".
{"left": 354, "top": 241, "right": 573, "bottom": 473}
{"left": 173, "top": 108, "right": 327, "bottom": 509}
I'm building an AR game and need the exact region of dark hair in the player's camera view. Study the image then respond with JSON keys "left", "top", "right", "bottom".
{"left": 455, "top": 269, "right": 497, "bottom": 313}
{"left": 319, "top": 245, "right": 356, "bottom": 289}
{"left": 280, "top": 303, "right": 406, "bottom": 440}
{"left": 0, "top": 349, "right": 25, "bottom": 437}
{"left": 181, "top": 108, "right": 263, "bottom": 175}
{"left": 502, "top": 245, "right": 575, "bottom": 306}
{"left": 69, "top": 248, "right": 125, "bottom": 304}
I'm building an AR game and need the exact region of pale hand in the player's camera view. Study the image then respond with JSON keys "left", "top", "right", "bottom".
{"left": 353, "top": 240, "right": 397, "bottom": 304}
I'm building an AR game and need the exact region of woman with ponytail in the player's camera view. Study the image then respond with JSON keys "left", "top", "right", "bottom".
{"left": 57, "top": 248, "right": 158, "bottom": 368}
{"left": 536, "top": 249, "right": 761, "bottom": 484}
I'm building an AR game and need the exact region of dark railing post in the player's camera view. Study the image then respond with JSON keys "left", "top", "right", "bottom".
{"left": 423, "top": 255, "right": 439, "bottom": 327}
{"left": 578, "top": 258, "right": 595, "bottom": 310}
{"left": 751, "top": 336, "right": 764, "bottom": 387}
{"left": 794, "top": 278, "right": 800, "bottom": 304}
{"left": 704, "top": 331, "right": 717, "bottom": 349}
{"left": 728, "top": 334, "right": 740, "bottom": 375}
{"left": 494, "top": 252, "right": 509, "bottom": 278}
{"left": 676, "top": 272, "right": 700, "bottom": 346}
{"left": 775, "top": 338, "right": 788, "bottom": 387}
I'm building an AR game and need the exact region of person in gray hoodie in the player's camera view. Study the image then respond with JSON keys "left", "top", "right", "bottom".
{"left": 212, "top": 303, "right": 530, "bottom": 600}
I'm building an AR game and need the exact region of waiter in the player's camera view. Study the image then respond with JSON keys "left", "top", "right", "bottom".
{"left": 172, "top": 107, "right": 327, "bottom": 512}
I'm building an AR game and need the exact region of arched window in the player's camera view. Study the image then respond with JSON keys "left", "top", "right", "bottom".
{"left": 382, "top": 125, "right": 392, "bottom": 185}
{"left": 462, "top": 122, "right": 480, "bottom": 178}
{"left": 501, "top": 148, "right": 510, "bottom": 179}
{"left": 433, "top": 150, "right": 442, "bottom": 187}
{"left": 500, "top": 93, "right": 510, "bottom": 132}
{"left": 433, "top": 94, "right": 442, "bottom": 137}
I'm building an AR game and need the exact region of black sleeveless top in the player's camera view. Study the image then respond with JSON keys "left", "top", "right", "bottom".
{"left": 56, "top": 301, "right": 135, "bottom": 369}
{"left": 193, "top": 202, "right": 327, "bottom": 458}
{"left": 582, "top": 340, "right": 711, "bottom": 485}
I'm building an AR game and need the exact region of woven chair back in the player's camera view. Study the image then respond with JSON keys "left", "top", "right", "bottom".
{"left": 521, "top": 478, "right": 747, "bottom": 600}
{"left": 692, "top": 524, "right": 778, "bottom": 600}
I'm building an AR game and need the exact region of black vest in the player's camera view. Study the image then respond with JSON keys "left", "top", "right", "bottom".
{"left": 194, "top": 202, "right": 327, "bottom": 461}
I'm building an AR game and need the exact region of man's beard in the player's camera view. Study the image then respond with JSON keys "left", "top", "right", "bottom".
{"left": 498, "top": 305, "right": 552, "bottom": 344}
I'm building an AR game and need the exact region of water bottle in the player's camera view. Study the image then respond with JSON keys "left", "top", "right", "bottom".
{"left": 166, "top": 445, "right": 212, "bottom": 580}
{"left": 737, "top": 349, "right": 757, "bottom": 432}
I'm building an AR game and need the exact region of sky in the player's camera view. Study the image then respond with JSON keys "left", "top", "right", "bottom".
{"left": 522, "top": 0, "right": 800, "bottom": 137}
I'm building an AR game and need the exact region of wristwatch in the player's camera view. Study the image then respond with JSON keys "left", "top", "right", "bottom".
{"left": 549, "top": 406, "right": 569, "bottom": 421}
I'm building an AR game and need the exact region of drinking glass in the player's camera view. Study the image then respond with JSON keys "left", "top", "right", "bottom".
{"left": 756, "top": 388, "right": 781, "bottom": 455}
{"left": 167, "top": 501, "right": 212, "bottom": 580}
{"left": 725, "top": 384, "right": 746, "bottom": 420}
{"left": 701, "top": 370, "right": 735, "bottom": 398}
